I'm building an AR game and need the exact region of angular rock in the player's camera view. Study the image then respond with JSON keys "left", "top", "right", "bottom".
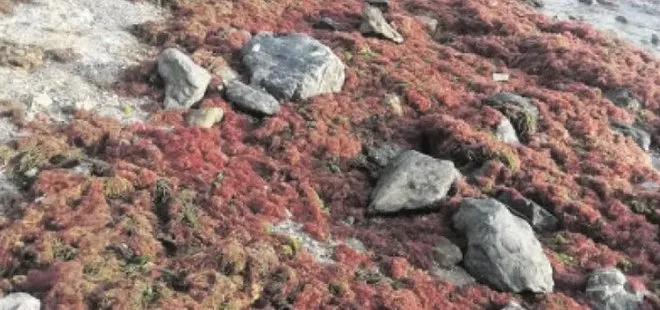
{"left": 360, "top": 5, "right": 404, "bottom": 44}
{"left": 605, "top": 88, "right": 642, "bottom": 111}
{"left": 185, "top": 107, "right": 224, "bottom": 128}
{"left": 431, "top": 266, "right": 476, "bottom": 287}
{"left": 432, "top": 237, "right": 463, "bottom": 268}
{"left": 157, "top": 48, "right": 211, "bottom": 110}
{"left": 495, "top": 117, "right": 520, "bottom": 144}
{"left": 241, "top": 32, "right": 345, "bottom": 101}
{"left": 484, "top": 92, "right": 539, "bottom": 138}
{"left": 383, "top": 93, "right": 403, "bottom": 116}
{"left": 453, "top": 198, "right": 554, "bottom": 293}
{"left": 0, "top": 292, "right": 41, "bottom": 310}
{"left": 586, "top": 268, "right": 642, "bottom": 310}
{"left": 369, "top": 150, "right": 460, "bottom": 214}
{"left": 313, "top": 17, "right": 345, "bottom": 31}
{"left": 496, "top": 190, "right": 559, "bottom": 232}
{"left": 611, "top": 123, "right": 651, "bottom": 152}
{"left": 365, "top": 143, "right": 402, "bottom": 168}
{"left": 225, "top": 80, "right": 280, "bottom": 116}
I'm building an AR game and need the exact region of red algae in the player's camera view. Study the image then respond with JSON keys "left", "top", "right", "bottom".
{"left": 0, "top": 0, "right": 660, "bottom": 308}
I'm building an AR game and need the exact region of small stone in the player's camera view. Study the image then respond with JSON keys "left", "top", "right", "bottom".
{"left": 432, "top": 237, "right": 463, "bottom": 268}
{"left": 652, "top": 34, "right": 659, "bottom": 46}
{"left": 360, "top": 5, "right": 404, "bottom": 44}
{"left": 495, "top": 117, "right": 520, "bottom": 144}
{"left": 496, "top": 190, "right": 559, "bottom": 232}
{"left": 365, "top": 0, "right": 389, "bottom": 11}
{"left": 313, "top": 17, "right": 345, "bottom": 31}
{"left": 611, "top": 123, "right": 651, "bottom": 152}
{"left": 185, "top": 107, "right": 224, "bottom": 128}
{"left": 431, "top": 265, "right": 476, "bottom": 287}
{"left": 615, "top": 16, "right": 628, "bottom": 24}
{"left": 369, "top": 150, "right": 460, "bottom": 214}
{"left": 383, "top": 93, "right": 403, "bottom": 116}
{"left": 578, "top": 0, "right": 594, "bottom": 4}
{"left": 415, "top": 15, "right": 438, "bottom": 35}
{"left": 586, "top": 268, "right": 642, "bottom": 310}
{"left": 0, "top": 292, "right": 41, "bottom": 310}
{"left": 225, "top": 80, "right": 280, "bottom": 116}
{"left": 605, "top": 88, "right": 642, "bottom": 111}
{"left": 492, "top": 73, "right": 510, "bottom": 82}
{"left": 365, "top": 143, "right": 402, "bottom": 167}
{"left": 157, "top": 48, "right": 211, "bottom": 110}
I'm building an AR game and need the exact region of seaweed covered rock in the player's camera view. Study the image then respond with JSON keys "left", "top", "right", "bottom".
{"left": 611, "top": 123, "right": 651, "bottom": 152}
{"left": 484, "top": 93, "right": 539, "bottom": 140}
{"left": 496, "top": 190, "right": 559, "bottom": 232}
{"left": 369, "top": 150, "right": 460, "bottom": 214}
{"left": 0, "top": 292, "right": 41, "bottom": 310}
{"left": 241, "top": 32, "right": 345, "bottom": 101}
{"left": 225, "top": 80, "right": 280, "bottom": 116}
{"left": 453, "top": 198, "right": 554, "bottom": 293}
{"left": 360, "top": 5, "right": 404, "bottom": 43}
{"left": 157, "top": 48, "right": 211, "bottom": 109}
{"left": 605, "top": 88, "right": 642, "bottom": 111}
{"left": 585, "top": 268, "right": 642, "bottom": 310}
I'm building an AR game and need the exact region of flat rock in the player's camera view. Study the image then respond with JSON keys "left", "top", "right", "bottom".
{"left": 0, "top": 292, "right": 41, "bottom": 310}
{"left": 484, "top": 92, "right": 539, "bottom": 139}
{"left": 360, "top": 5, "right": 404, "bottom": 44}
{"left": 241, "top": 32, "right": 345, "bottom": 101}
{"left": 369, "top": 150, "right": 459, "bottom": 214}
{"left": 431, "top": 265, "right": 476, "bottom": 287}
{"left": 453, "top": 198, "right": 554, "bottom": 293}
{"left": 496, "top": 190, "right": 559, "bottom": 232}
{"left": 432, "top": 237, "right": 463, "bottom": 268}
{"left": 158, "top": 48, "right": 211, "bottom": 110}
{"left": 611, "top": 123, "right": 651, "bottom": 152}
{"left": 495, "top": 117, "right": 520, "bottom": 144}
{"left": 185, "top": 107, "right": 223, "bottom": 128}
{"left": 225, "top": 80, "right": 280, "bottom": 116}
{"left": 605, "top": 88, "right": 642, "bottom": 111}
{"left": 586, "top": 268, "right": 642, "bottom": 310}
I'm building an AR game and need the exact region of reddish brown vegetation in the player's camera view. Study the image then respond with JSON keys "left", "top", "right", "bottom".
{"left": 1, "top": 0, "right": 660, "bottom": 308}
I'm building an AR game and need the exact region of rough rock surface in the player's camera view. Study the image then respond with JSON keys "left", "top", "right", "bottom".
{"left": 611, "top": 123, "right": 651, "bottom": 152}
{"left": 158, "top": 48, "right": 211, "bottom": 109}
{"left": 225, "top": 80, "right": 280, "bottom": 116}
{"left": 369, "top": 150, "right": 460, "bottom": 213}
{"left": 241, "top": 32, "right": 345, "bottom": 101}
{"left": 484, "top": 92, "right": 539, "bottom": 138}
{"left": 185, "top": 107, "right": 223, "bottom": 128}
{"left": 360, "top": 5, "right": 404, "bottom": 43}
{"left": 605, "top": 88, "right": 642, "bottom": 111}
{"left": 495, "top": 117, "right": 520, "bottom": 144}
{"left": 432, "top": 237, "right": 463, "bottom": 268}
{"left": 453, "top": 198, "right": 554, "bottom": 293}
{"left": 0, "top": 292, "right": 41, "bottom": 310}
{"left": 496, "top": 190, "right": 559, "bottom": 232}
{"left": 586, "top": 268, "right": 643, "bottom": 310}
{"left": 431, "top": 266, "right": 476, "bottom": 287}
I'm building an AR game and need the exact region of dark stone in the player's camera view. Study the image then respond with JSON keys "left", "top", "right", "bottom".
{"left": 496, "top": 190, "right": 559, "bottom": 232}
{"left": 225, "top": 80, "right": 280, "bottom": 116}
{"left": 615, "top": 15, "right": 628, "bottom": 24}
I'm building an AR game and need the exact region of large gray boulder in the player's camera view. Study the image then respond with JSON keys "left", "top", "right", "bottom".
{"left": 0, "top": 292, "right": 41, "bottom": 310}
{"left": 157, "top": 48, "right": 211, "bottom": 110}
{"left": 241, "top": 32, "right": 345, "bottom": 101}
{"left": 225, "top": 80, "right": 280, "bottom": 116}
{"left": 611, "top": 123, "right": 651, "bottom": 152}
{"left": 369, "top": 150, "right": 460, "bottom": 214}
{"left": 360, "top": 5, "right": 404, "bottom": 44}
{"left": 586, "top": 268, "right": 643, "bottom": 310}
{"left": 453, "top": 198, "right": 554, "bottom": 293}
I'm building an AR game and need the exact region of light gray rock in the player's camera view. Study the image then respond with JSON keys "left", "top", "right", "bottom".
{"left": 496, "top": 191, "right": 559, "bottom": 232}
{"left": 432, "top": 237, "right": 463, "bottom": 268}
{"left": 241, "top": 32, "right": 345, "bottom": 101}
{"left": 0, "top": 292, "right": 41, "bottom": 310}
{"left": 369, "top": 150, "right": 460, "bottom": 213}
{"left": 495, "top": 117, "right": 520, "bottom": 144}
{"left": 158, "top": 48, "right": 211, "bottom": 110}
{"left": 453, "top": 198, "right": 554, "bottom": 293}
{"left": 586, "top": 268, "right": 642, "bottom": 310}
{"left": 431, "top": 265, "right": 476, "bottom": 287}
{"left": 611, "top": 123, "right": 651, "bottom": 152}
{"left": 502, "top": 301, "right": 526, "bottom": 310}
{"left": 360, "top": 5, "right": 404, "bottom": 44}
{"left": 225, "top": 80, "right": 280, "bottom": 116}
{"left": 366, "top": 143, "right": 402, "bottom": 167}
{"left": 185, "top": 107, "right": 223, "bottom": 128}
{"left": 484, "top": 92, "right": 539, "bottom": 138}
{"left": 605, "top": 88, "right": 642, "bottom": 111}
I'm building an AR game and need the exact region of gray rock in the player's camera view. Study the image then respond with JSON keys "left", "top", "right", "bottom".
{"left": 369, "top": 150, "right": 460, "bottom": 213}
{"left": 313, "top": 17, "right": 345, "bottom": 31}
{"left": 241, "top": 32, "right": 345, "bottom": 101}
{"left": 157, "top": 48, "right": 211, "bottom": 110}
{"left": 605, "top": 88, "right": 642, "bottom": 111}
{"left": 431, "top": 265, "right": 476, "bottom": 287}
{"left": 0, "top": 292, "right": 41, "bottom": 310}
{"left": 360, "top": 5, "right": 404, "bottom": 44}
{"left": 453, "top": 198, "right": 554, "bottom": 293}
{"left": 578, "top": 0, "right": 594, "bottom": 5}
{"left": 615, "top": 15, "right": 628, "bottom": 24}
{"left": 484, "top": 92, "right": 539, "bottom": 138}
{"left": 495, "top": 117, "right": 520, "bottom": 144}
{"left": 586, "top": 268, "right": 642, "bottom": 310}
{"left": 611, "top": 123, "right": 651, "bottom": 152}
{"left": 416, "top": 15, "right": 438, "bottom": 35}
{"left": 366, "top": 143, "right": 402, "bottom": 167}
{"left": 496, "top": 190, "right": 559, "bottom": 232}
{"left": 652, "top": 34, "right": 659, "bottom": 46}
{"left": 225, "top": 80, "right": 280, "bottom": 116}
{"left": 185, "top": 107, "right": 223, "bottom": 128}
{"left": 502, "top": 301, "right": 526, "bottom": 310}
{"left": 432, "top": 237, "right": 463, "bottom": 268}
